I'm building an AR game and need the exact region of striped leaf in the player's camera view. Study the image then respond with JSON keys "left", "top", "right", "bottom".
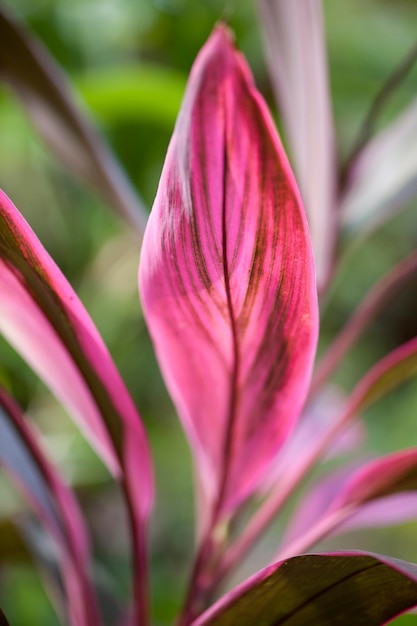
{"left": 139, "top": 25, "right": 318, "bottom": 516}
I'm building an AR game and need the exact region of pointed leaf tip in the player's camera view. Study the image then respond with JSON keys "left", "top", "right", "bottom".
{"left": 139, "top": 26, "right": 318, "bottom": 514}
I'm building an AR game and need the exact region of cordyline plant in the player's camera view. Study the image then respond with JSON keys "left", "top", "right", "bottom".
{"left": 2, "top": 2, "right": 417, "bottom": 625}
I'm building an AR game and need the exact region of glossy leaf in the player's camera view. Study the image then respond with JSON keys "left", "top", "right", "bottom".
{"left": 193, "top": 552, "right": 417, "bottom": 626}
{"left": 0, "top": 6, "right": 147, "bottom": 232}
{"left": 0, "top": 387, "right": 101, "bottom": 626}
{"left": 139, "top": 25, "right": 318, "bottom": 515}
{"left": 341, "top": 96, "right": 417, "bottom": 233}
{"left": 258, "top": 0, "right": 337, "bottom": 289}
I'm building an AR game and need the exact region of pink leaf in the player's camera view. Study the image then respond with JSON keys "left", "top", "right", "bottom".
{"left": 0, "top": 386, "right": 101, "bottom": 626}
{"left": 0, "top": 190, "right": 153, "bottom": 625}
{"left": 280, "top": 450, "right": 417, "bottom": 559}
{"left": 258, "top": 0, "right": 337, "bottom": 289}
{"left": 0, "top": 188, "right": 153, "bottom": 519}
{"left": 340, "top": 493, "right": 417, "bottom": 532}
{"left": 139, "top": 25, "right": 318, "bottom": 516}
{"left": 332, "top": 449, "right": 417, "bottom": 509}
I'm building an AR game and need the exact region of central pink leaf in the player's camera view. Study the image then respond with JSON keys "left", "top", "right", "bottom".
{"left": 139, "top": 25, "right": 318, "bottom": 515}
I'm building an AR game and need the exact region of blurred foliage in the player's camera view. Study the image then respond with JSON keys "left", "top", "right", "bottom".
{"left": 0, "top": 0, "right": 417, "bottom": 624}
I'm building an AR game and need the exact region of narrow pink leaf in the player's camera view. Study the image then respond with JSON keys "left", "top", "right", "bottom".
{"left": 341, "top": 97, "right": 417, "bottom": 233}
{"left": 0, "top": 188, "right": 153, "bottom": 624}
{"left": 340, "top": 493, "right": 417, "bottom": 532}
{"left": 280, "top": 450, "right": 417, "bottom": 560}
{"left": 0, "top": 188, "right": 153, "bottom": 517}
{"left": 0, "top": 6, "right": 147, "bottom": 232}
{"left": 258, "top": 0, "right": 337, "bottom": 289}
{"left": 0, "top": 387, "right": 101, "bottom": 626}
{"left": 139, "top": 25, "right": 318, "bottom": 515}
{"left": 192, "top": 552, "right": 417, "bottom": 626}
{"left": 332, "top": 449, "right": 417, "bottom": 509}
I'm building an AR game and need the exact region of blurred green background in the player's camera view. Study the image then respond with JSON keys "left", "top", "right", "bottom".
{"left": 1, "top": 0, "right": 417, "bottom": 624}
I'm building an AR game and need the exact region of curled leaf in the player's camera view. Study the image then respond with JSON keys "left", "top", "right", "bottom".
{"left": 139, "top": 25, "right": 318, "bottom": 515}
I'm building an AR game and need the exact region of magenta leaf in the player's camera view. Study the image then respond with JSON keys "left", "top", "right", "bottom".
{"left": 0, "top": 6, "right": 147, "bottom": 232}
{"left": 0, "top": 386, "right": 101, "bottom": 626}
{"left": 0, "top": 188, "right": 153, "bottom": 623}
{"left": 193, "top": 552, "right": 417, "bottom": 626}
{"left": 340, "top": 493, "right": 417, "bottom": 533}
{"left": 332, "top": 449, "right": 417, "bottom": 509}
{"left": 0, "top": 188, "right": 152, "bottom": 509}
{"left": 281, "top": 451, "right": 417, "bottom": 557}
{"left": 258, "top": 0, "right": 337, "bottom": 289}
{"left": 139, "top": 25, "right": 318, "bottom": 516}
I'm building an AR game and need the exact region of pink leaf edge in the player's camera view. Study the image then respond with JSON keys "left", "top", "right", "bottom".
{"left": 139, "top": 24, "right": 318, "bottom": 516}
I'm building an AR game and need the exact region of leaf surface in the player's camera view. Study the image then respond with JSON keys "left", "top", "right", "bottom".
{"left": 258, "top": 0, "right": 336, "bottom": 288}
{"left": 0, "top": 188, "right": 153, "bottom": 514}
{"left": 139, "top": 25, "right": 318, "bottom": 514}
{"left": 0, "top": 6, "right": 147, "bottom": 231}
{"left": 193, "top": 552, "right": 417, "bottom": 626}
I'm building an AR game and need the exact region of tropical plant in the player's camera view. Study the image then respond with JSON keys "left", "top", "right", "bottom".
{"left": 1, "top": 1, "right": 417, "bottom": 625}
